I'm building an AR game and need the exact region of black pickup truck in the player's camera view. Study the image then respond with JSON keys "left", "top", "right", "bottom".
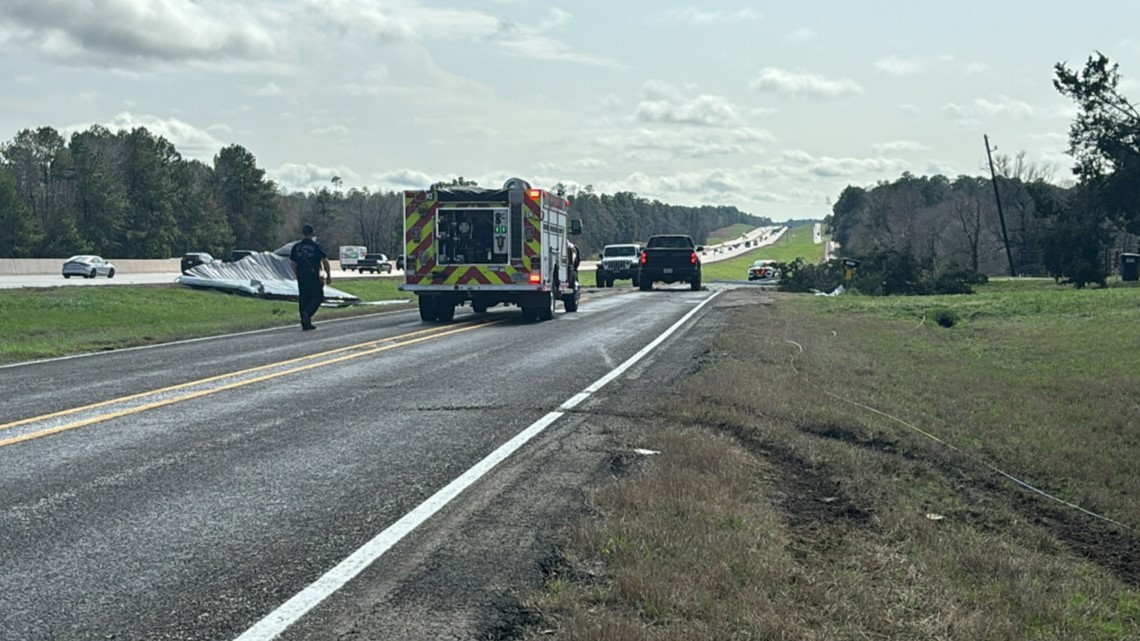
{"left": 355, "top": 253, "right": 393, "bottom": 274}
{"left": 638, "top": 234, "right": 703, "bottom": 291}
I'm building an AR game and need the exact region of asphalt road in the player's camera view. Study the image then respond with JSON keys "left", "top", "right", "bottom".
{"left": 0, "top": 284, "right": 740, "bottom": 640}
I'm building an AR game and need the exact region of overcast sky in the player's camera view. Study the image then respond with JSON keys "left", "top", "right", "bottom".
{"left": 2, "top": 1, "right": 1137, "bottom": 222}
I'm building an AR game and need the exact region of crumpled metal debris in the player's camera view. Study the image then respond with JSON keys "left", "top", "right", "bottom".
{"left": 176, "top": 251, "right": 360, "bottom": 304}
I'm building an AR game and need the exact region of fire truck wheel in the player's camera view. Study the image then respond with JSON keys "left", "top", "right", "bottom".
{"left": 418, "top": 297, "right": 436, "bottom": 322}
{"left": 563, "top": 293, "right": 579, "bottom": 312}
{"left": 538, "top": 294, "right": 555, "bottom": 321}
{"left": 520, "top": 307, "right": 539, "bottom": 322}
{"left": 436, "top": 302, "right": 455, "bottom": 323}
{"left": 472, "top": 300, "right": 488, "bottom": 314}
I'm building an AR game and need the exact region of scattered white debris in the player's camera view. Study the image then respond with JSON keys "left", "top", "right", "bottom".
{"left": 813, "top": 284, "right": 846, "bottom": 297}
{"left": 925, "top": 513, "right": 946, "bottom": 521}
{"left": 632, "top": 448, "right": 660, "bottom": 456}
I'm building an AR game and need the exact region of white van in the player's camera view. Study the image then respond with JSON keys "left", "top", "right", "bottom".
{"left": 339, "top": 245, "right": 368, "bottom": 271}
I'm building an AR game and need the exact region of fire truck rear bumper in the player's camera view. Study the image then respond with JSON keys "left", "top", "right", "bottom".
{"left": 401, "top": 284, "right": 550, "bottom": 292}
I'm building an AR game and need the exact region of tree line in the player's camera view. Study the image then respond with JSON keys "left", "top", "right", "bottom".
{"left": 0, "top": 128, "right": 768, "bottom": 261}
{"left": 826, "top": 52, "right": 1139, "bottom": 290}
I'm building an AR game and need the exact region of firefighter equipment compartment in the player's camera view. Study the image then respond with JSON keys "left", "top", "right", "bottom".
{"left": 401, "top": 178, "right": 584, "bottom": 322}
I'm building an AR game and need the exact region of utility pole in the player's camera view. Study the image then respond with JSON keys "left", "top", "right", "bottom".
{"left": 984, "top": 134, "right": 1017, "bottom": 277}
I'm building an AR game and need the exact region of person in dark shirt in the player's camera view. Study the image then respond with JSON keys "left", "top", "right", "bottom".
{"left": 289, "top": 224, "right": 332, "bottom": 330}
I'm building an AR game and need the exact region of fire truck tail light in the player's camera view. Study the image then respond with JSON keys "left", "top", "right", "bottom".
{"left": 529, "top": 273, "right": 541, "bottom": 284}
{"left": 527, "top": 189, "right": 541, "bottom": 200}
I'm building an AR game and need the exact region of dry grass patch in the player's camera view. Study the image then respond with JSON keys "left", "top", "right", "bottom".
{"left": 528, "top": 286, "right": 1140, "bottom": 640}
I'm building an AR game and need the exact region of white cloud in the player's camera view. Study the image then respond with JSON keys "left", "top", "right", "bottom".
{"left": 635, "top": 80, "right": 748, "bottom": 127}
{"left": 0, "top": 0, "right": 274, "bottom": 67}
{"left": 871, "top": 140, "right": 931, "bottom": 153}
{"left": 605, "top": 168, "right": 787, "bottom": 204}
{"left": 779, "top": 149, "right": 907, "bottom": 177}
{"left": 534, "top": 158, "right": 608, "bottom": 173}
{"left": 252, "top": 82, "right": 285, "bottom": 96}
{"left": 750, "top": 68, "right": 863, "bottom": 98}
{"left": 875, "top": 56, "right": 925, "bottom": 76}
{"left": 1028, "top": 132, "right": 1068, "bottom": 145}
{"left": 784, "top": 27, "right": 816, "bottom": 42}
{"left": 311, "top": 125, "right": 350, "bottom": 135}
{"left": 942, "top": 96, "right": 1071, "bottom": 125}
{"left": 312, "top": 3, "right": 619, "bottom": 67}
{"left": 899, "top": 103, "right": 921, "bottom": 115}
{"left": 373, "top": 168, "right": 436, "bottom": 189}
{"left": 964, "top": 61, "right": 990, "bottom": 75}
{"left": 271, "top": 162, "right": 362, "bottom": 193}
{"left": 596, "top": 126, "right": 774, "bottom": 160}
{"left": 64, "top": 112, "right": 227, "bottom": 159}
{"left": 781, "top": 149, "right": 815, "bottom": 164}
{"left": 666, "top": 8, "right": 762, "bottom": 24}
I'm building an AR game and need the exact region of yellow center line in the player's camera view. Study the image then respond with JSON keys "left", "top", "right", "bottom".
{"left": 0, "top": 321, "right": 501, "bottom": 449}
{"left": 0, "top": 321, "right": 485, "bottom": 435}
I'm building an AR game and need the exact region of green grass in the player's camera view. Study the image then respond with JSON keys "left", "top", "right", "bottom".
{"left": 529, "top": 279, "right": 1140, "bottom": 640}
{"left": 0, "top": 278, "right": 414, "bottom": 363}
{"left": 704, "top": 223, "right": 756, "bottom": 245}
{"left": 702, "top": 223, "right": 825, "bottom": 281}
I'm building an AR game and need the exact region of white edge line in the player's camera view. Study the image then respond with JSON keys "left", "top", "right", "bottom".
{"left": 233, "top": 289, "right": 723, "bottom": 640}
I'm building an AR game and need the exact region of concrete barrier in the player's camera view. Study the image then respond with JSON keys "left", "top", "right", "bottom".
{"left": 0, "top": 258, "right": 183, "bottom": 276}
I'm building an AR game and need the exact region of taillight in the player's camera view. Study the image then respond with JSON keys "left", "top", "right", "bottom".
{"left": 639, "top": 252, "right": 647, "bottom": 265}
{"left": 690, "top": 252, "right": 698, "bottom": 265}
{"left": 529, "top": 273, "right": 541, "bottom": 284}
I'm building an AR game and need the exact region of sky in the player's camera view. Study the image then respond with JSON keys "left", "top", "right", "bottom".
{"left": 1, "top": 1, "right": 1138, "bottom": 223}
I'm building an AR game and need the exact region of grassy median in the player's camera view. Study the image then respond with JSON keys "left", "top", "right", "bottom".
{"left": 0, "top": 278, "right": 414, "bottom": 364}
{"left": 529, "top": 280, "right": 1140, "bottom": 640}
{"left": 701, "top": 224, "right": 824, "bottom": 282}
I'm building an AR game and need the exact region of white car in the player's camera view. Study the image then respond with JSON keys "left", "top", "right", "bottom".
{"left": 62, "top": 255, "right": 116, "bottom": 279}
{"left": 748, "top": 259, "right": 778, "bottom": 281}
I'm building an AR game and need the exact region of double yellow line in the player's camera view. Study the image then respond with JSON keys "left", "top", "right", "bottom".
{"left": 0, "top": 320, "right": 499, "bottom": 449}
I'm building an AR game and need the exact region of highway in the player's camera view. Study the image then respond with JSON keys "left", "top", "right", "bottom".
{"left": 0, "top": 226, "right": 784, "bottom": 290}
{"left": 0, "top": 285, "right": 739, "bottom": 640}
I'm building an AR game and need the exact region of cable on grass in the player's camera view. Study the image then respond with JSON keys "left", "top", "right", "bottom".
{"left": 782, "top": 340, "right": 1134, "bottom": 532}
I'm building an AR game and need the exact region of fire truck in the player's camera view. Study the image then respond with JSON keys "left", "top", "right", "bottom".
{"left": 401, "top": 178, "right": 583, "bottom": 322}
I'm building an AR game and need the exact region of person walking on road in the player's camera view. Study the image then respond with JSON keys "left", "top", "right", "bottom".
{"left": 289, "top": 224, "right": 332, "bottom": 331}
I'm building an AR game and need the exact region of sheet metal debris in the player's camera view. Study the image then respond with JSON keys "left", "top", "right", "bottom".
{"left": 176, "top": 251, "right": 360, "bottom": 304}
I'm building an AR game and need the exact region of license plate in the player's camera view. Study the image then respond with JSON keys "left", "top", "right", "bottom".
{"left": 663, "top": 268, "right": 673, "bottom": 274}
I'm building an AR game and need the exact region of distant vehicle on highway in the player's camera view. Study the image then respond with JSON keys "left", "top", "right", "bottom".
{"left": 62, "top": 255, "right": 115, "bottom": 279}
{"left": 226, "top": 250, "right": 257, "bottom": 263}
{"left": 748, "top": 259, "right": 779, "bottom": 281}
{"left": 180, "top": 252, "right": 214, "bottom": 274}
{"left": 339, "top": 245, "right": 368, "bottom": 271}
{"left": 638, "top": 235, "right": 702, "bottom": 291}
{"left": 595, "top": 243, "right": 642, "bottom": 288}
{"left": 356, "top": 253, "right": 392, "bottom": 274}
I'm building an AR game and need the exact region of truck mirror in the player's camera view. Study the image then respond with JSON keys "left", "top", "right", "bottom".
{"left": 570, "top": 219, "right": 583, "bottom": 235}
{"left": 696, "top": 245, "right": 705, "bottom": 252}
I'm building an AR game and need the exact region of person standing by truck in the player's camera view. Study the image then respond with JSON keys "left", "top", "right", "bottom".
{"left": 289, "top": 224, "right": 332, "bottom": 331}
